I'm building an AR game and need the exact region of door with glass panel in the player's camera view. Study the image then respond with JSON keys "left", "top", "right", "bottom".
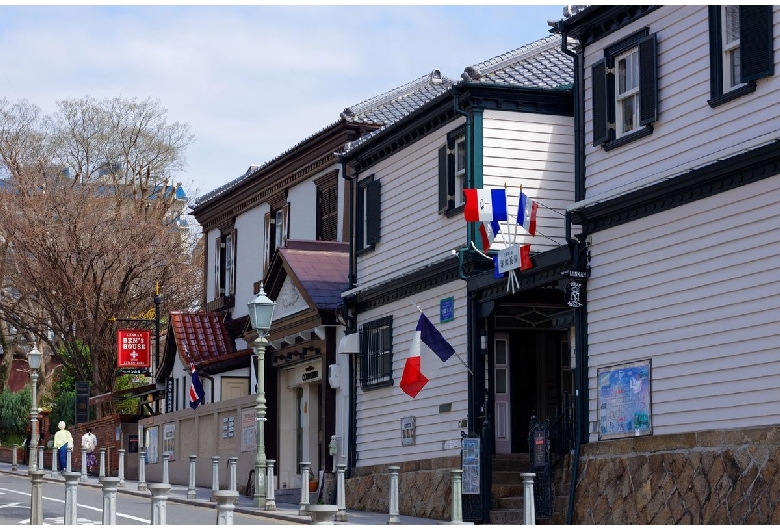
{"left": 494, "top": 333, "right": 511, "bottom": 453}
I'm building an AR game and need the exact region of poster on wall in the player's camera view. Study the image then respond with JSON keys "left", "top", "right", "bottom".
{"left": 162, "top": 423, "right": 175, "bottom": 460}
{"left": 241, "top": 409, "right": 257, "bottom": 452}
{"left": 597, "top": 359, "right": 652, "bottom": 440}
{"left": 145, "top": 426, "right": 159, "bottom": 464}
{"left": 462, "top": 437, "right": 480, "bottom": 495}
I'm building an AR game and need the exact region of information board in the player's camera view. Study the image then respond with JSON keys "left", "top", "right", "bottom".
{"left": 597, "top": 359, "right": 652, "bottom": 440}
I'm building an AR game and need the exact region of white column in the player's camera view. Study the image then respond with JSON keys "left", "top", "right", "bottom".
{"left": 138, "top": 450, "right": 147, "bottom": 491}
{"left": 187, "top": 455, "right": 197, "bottom": 499}
{"left": 228, "top": 457, "right": 237, "bottom": 491}
{"left": 80, "top": 448, "right": 88, "bottom": 481}
{"left": 50, "top": 447, "right": 57, "bottom": 478}
{"left": 387, "top": 465, "right": 400, "bottom": 525}
{"left": 29, "top": 469, "right": 46, "bottom": 525}
{"left": 11, "top": 444, "right": 17, "bottom": 471}
{"left": 336, "top": 463, "right": 347, "bottom": 522}
{"left": 37, "top": 447, "right": 43, "bottom": 473}
{"left": 265, "top": 459, "right": 276, "bottom": 511}
{"left": 100, "top": 477, "right": 120, "bottom": 525}
{"left": 149, "top": 483, "right": 171, "bottom": 525}
{"left": 521, "top": 472, "right": 536, "bottom": 525}
{"left": 99, "top": 448, "right": 106, "bottom": 478}
{"left": 214, "top": 490, "right": 239, "bottom": 525}
{"left": 162, "top": 452, "right": 170, "bottom": 484}
{"left": 450, "top": 469, "right": 464, "bottom": 523}
{"left": 211, "top": 456, "right": 220, "bottom": 501}
{"left": 66, "top": 446, "right": 72, "bottom": 473}
{"left": 298, "top": 461, "right": 311, "bottom": 515}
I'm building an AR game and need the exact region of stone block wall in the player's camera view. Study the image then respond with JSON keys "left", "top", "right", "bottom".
{"left": 344, "top": 455, "right": 460, "bottom": 521}
{"left": 553, "top": 424, "right": 780, "bottom": 524}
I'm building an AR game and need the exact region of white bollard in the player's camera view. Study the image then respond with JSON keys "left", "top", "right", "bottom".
{"left": 387, "top": 465, "right": 400, "bottom": 525}
{"left": 66, "top": 446, "right": 72, "bottom": 473}
{"left": 29, "top": 469, "right": 46, "bottom": 525}
{"left": 138, "top": 450, "right": 147, "bottom": 491}
{"left": 149, "top": 483, "right": 171, "bottom": 525}
{"left": 37, "top": 446, "right": 43, "bottom": 473}
{"left": 265, "top": 459, "right": 276, "bottom": 511}
{"left": 450, "top": 469, "right": 464, "bottom": 523}
{"left": 162, "top": 452, "right": 170, "bottom": 485}
{"left": 214, "top": 490, "right": 239, "bottom": 525}
{"left": 100, "top": 477, "right": 120, "bottom": 525}
{"left": 80, "top": 448, "right": 88, "bottom": 482}
{"left": 99, "top": 448, "right": 106, "bottom": 478}
{"left": 118, "top": 449, "right": 126, "bottom": 487}
{"left": 211, "top": 456, "right": 220, "bottom": 502}
{"left": 336, "top": 463, "right": 347, "bottom": 522}
{"left": 298, "top": 461, "right": 311, "bottom": 515}
{"left": 228, "top": 457, "right": 237, "bottom": 491}
{"left": 520, "top": 472, "right": 536, "bottom": 525}
{"left": 188, "top": 455, "right": 197, "bottom": 499}
{"left": 63, "top": 471, "right": 81, "bottom": 525}
{"left": 50, "top": 447, "right": 57, "bottom": 477}
{"left": 11, "top": 444, "right": 18, "bottom": 471}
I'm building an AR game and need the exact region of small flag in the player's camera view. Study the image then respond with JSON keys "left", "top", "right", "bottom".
{"left": 399, "top": 355, "right": 429, "bottom": 399}
{"left": 478, "top": 220, "right": 500, "bottom": 253}
{"left": 464, "top": 188, "right": 508, "bottom": 222}
{"left": 414, "top": 313, "right": 455, "bottom": 362}
{"left": 189, "top": 364, "right": 205, "bottom": 409}
{"left": 518, "top": 192, "right": 538, "bottom": 236}
{"left": 520, "top": 244, "right": 532, "bottom": 270}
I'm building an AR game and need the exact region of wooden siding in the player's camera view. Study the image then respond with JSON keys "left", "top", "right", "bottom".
{"left": 581, "top": 5, "right": 780, "bottom": 202}
{"left": 355, "top": 283, "right": 468, "bottom": 468}
{"left": 355, "top": 119, "right": 465, "bottom": 288}
{"left": 586, "top": 175, "right": 780, "bottom": 440}
{"left": 483, "top": 110, "right": 574, "bottom": 252}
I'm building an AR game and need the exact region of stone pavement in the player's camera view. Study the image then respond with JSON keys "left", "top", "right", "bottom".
{"left": 1, "top": 462, "right": 441, "bottom": 525}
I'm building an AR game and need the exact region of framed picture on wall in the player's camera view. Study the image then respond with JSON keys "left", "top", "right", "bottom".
{"left": 597, "top": 359, "right": 652, "bottom": 440}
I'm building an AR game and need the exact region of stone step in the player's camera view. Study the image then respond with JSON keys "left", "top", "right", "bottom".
{"left": 489, "top": 508, "right": 526, "bottom": 525}
{"left": 492, "top": 470, "right": 531, "bottom": 485}
{"left": 492, "top": 483, "right": 524, "bottom": 498}
{"left": 494, "top": 496, "right": 524, "bottom": 510}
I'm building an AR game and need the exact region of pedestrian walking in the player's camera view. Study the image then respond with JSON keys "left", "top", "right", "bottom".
{"left": 53, "top": 421, "right": 73, "bottom": 471}
{"left": 82, "top": 427, "right": 98, "bottom": 475}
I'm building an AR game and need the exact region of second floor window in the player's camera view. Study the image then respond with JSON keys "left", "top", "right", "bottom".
{"left": 315, "top": 171, "right": 338, "bottom": 241}
{"left": 359, "top": 316, "right": 393, "bottom": 389}
{"left": 263, "top": 202, "right": 289, "bottom": 277}
{"left": 616, "top": 48, "right": 640, "bottom": 137}
{"left": 215, "top": 230, "right": 236, "bottom": 298}
{"left": 439, "top": 125, "right": 467, "bottom": 215}
{"left": 708, "top": 6, "right": 773, "bottom": 107}
{"left": 356, "top": 174, "right": 380, "bottom": 252}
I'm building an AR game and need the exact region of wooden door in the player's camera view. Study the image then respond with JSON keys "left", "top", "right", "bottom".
{"left": 494, "top": 333, "right": 511, "bottom": 453}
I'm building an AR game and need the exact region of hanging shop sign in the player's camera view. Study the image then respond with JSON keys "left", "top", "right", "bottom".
{"left": 116, "top": 329, "right": 151, "bottom": 368}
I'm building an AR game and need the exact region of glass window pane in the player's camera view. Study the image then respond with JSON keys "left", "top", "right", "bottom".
{"left": 456, "top": 139, "right": 466, "bottom": 173}
{"left": 622, "top": 95, "right": 635, "bottom": 133}
{"left": 495, "top": 340, "right": 507, "bottom": 365}
{"left": 496, "top": 368, "right": 507, "bottom": 394}
{"left": 725, "top": 6, "right": 740, "bottom": 44}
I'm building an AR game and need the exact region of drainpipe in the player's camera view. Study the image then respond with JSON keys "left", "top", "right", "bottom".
{"left": 559, "top": 23, "right": 587, "bottom": 526}
{"left": 454, "top": 93, "right": 472, "bottom": 282}
{"left": 337, "top": 152, "right": 358, "bottom": 478}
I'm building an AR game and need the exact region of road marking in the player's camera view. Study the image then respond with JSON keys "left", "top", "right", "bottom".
{"left": 0, "top": 502, "right": 21, "bottom": 509}
{"left": 0, "top": 487, "right": 149, "bottom": 523}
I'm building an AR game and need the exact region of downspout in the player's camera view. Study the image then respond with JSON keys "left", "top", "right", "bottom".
{"left": 454, "top": 93, "right": 472, "bottom": 281}
{"left": 338, "top": 152, "right": 358, "bottom": 478}
{"left": 560, "top": 24, "right": 587, "bottom": 526}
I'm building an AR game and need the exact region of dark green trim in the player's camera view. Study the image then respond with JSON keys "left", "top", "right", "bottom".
{"left": 558, "top": 5, "right": 659, "bottom": 48}
{"left": 471, "top": 111, "right": 483, "bottom": 189}
{"left": 571, "top": 140, "right": 780, "bottom": 234}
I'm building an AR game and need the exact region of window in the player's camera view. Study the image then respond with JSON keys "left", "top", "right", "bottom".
{"left": 356, "top": 174, "right": 380, "bottom": 253}
{"left": 315, "top": 171, "right": 338, "bottom": 241}
{"left": 708, "top": 6, "right": 774, "bottom": 107}
{"left": 214, "top": 229, "right": 236, "bottom": 298}
{"left": 438, "top": 125, "right": 467, "bottom": 215}
{"left": 263, "top": 201, "right": 289, "bottom": 276}
{"left": 592, "top": 28, "right": 657, "bottom": 149}
{"left": 359, "top": 316, "right": 393, "bottom": 389}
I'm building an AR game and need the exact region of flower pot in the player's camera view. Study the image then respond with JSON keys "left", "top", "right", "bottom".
{"left": 309, "top": 480, "right": 318, "bottom": 492}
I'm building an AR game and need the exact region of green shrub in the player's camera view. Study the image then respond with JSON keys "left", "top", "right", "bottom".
{"left": 0, "top": 386, "right": 31, "bottom": 443}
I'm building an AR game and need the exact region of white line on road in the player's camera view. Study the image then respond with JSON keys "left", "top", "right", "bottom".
{"left": 0, "top": 487, "right": 150, "bottom": 523}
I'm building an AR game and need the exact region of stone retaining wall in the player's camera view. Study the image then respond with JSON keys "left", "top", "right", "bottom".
{"left": 344, "top": 455, "right": 459, "bottom": 521}
{"left": 556, "top": 425, "right": 780, "bottom": 524}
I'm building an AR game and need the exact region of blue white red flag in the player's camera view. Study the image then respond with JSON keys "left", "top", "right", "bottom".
{"left": 518, "top": 192, "right": 538, "bottom": 236}
{"left": 478, "top": 220, "right": 501, "bottom": 252}
{"left": 189, "top": 363, "right": 205, "bottom": 409}
{"left": 464, "top": 188, "right": 508, "bottom": 223}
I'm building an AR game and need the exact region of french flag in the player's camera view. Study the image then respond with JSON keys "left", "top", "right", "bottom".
{"left": 478, "top": 220, "right": 500, "bottom": 252}
{"left": 518, "top": 192, "right": 538, "bottom": 236}
{"left": 464, "top": 188, "right": 508, "bottom": 223}
{"left": 400, "top": 313, "right": 455, "bottom": 398}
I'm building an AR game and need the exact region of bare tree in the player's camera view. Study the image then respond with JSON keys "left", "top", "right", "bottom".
{"left": 0, "top": 96, "right": 200, "bottom": 406}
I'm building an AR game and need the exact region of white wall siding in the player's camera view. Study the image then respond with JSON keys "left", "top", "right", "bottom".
{"left": 233, "top": 203, "right": 268, "bottom": 319}
{"left": 355, "top": 283, "right": 468, "bottom": 468}
{"left": 586, "top": 175, "right": 780, "bottom": 440}
{"left": 355, "top": 119, "right": 465, "bottom": 289}
{"left": 581, "top": 6, "right": 780, "bottom": 202}
{"left": 483, "top": 110, "right": 574, "bottom": 252}
{"left": 287, "top": 178, "right": 317, "bottom": 241}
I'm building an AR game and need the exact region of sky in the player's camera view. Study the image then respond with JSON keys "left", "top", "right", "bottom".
{"left": 0, "top": 4, "right": 567, "bottom": 211}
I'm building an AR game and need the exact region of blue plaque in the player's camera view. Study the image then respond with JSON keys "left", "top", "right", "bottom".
{"left": 440, "top": 297, "right": 454, "bottom": 323}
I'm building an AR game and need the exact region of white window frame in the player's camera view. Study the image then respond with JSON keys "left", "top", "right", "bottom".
{"left": 615, "top": 47, "right": 640, "bottom": 138}
{"left": 454, "top": 138, "right": 466, "bottom": 208}
{"left": 722, "top": 6, "right": 742, "bottom": 91}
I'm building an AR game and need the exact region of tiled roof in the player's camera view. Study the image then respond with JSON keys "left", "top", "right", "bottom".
{"left": 278, "top": 240, "right": 349, "bottom": 311}
{"left": 193, "top": 71, "right": 454, "bottom": 209}
{"left": 460, "top": 34, "right": 574, "bottom": 89}
{"left": 168, "top": 311, "right": 251, "bottom": 368}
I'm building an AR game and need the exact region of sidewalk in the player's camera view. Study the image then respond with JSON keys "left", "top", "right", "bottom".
{"left": 1, "top": 462, "right": 441, "bottom": 525}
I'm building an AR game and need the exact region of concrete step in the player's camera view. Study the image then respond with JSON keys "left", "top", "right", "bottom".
{"left": 489, "top": 508, "right": 525, "bottom": 525}
{"left": 495, "top": 496, "right": 524, "bottom": 510}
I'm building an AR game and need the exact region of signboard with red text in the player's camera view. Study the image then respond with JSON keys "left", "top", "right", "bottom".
{"left": 117, "top": 329, "right": 151, "bottom": 368}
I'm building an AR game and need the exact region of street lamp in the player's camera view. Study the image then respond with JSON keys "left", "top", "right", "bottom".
{"left": 247, "top": 283, "right": 276, "bottom": 510}
{"left": 27, "top": 344, "right": 42, "bottom": 473}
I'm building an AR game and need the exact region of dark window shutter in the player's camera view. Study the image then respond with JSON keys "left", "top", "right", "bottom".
{"left": 708, "top": 6, "right": 724, "bottom": 99}
{"left": 214, "top": 237, "right": 221, "bottom": 298}
{"left": 262, "top": 211, "right": 271, "bottom": 277}
{"left": 592, "top": 59, "right": 609, "bottom": 146}
{"left": 438, "top": 145, "right": 448, "bottom": 214}
{"left": 740, "top": 5, "right": 774, "bottom": 82}
{"left": 230, "top": 229, "right": 237, "bottom": 296}
{"left": 365, "top": 179, "right": 381, "bottom": 245}
{"left": 638, "top": 33, "right": 658, "bottom": 126}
